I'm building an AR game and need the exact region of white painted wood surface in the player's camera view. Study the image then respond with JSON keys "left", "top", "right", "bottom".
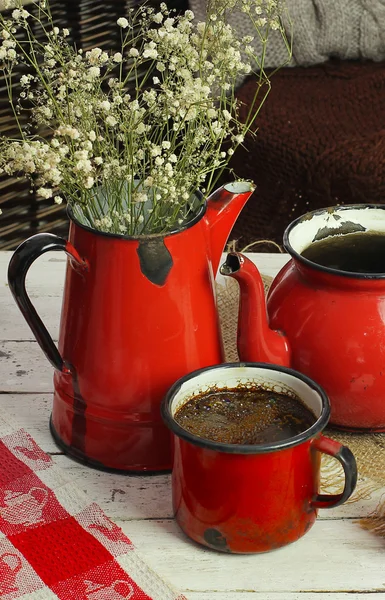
{"left": 1, "top": 250, "right": 384, "bottom": 600}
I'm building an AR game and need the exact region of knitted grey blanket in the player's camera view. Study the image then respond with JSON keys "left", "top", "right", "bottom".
{"left": 189, "top": 0, "right": 385, "bottom": 68}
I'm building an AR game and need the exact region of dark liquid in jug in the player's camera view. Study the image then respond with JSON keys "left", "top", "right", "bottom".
{"left": 174, "top": 387, "right": 317, "bottom": 445}
{"left": 301, "top": 231, "right": 385, "bottom": 274}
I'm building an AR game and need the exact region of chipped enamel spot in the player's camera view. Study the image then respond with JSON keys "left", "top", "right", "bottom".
{"left": 224, "top": 181, "right": 255, "bottom": 194}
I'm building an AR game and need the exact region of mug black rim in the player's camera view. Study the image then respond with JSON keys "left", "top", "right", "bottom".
{"left": 283, "top": 204, "right": 385, "bottom": 280}
{"left": 161, "top": 362, "right": 330, "bottom": 455}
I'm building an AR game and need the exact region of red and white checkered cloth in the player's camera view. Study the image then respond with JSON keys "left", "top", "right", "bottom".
{"left": 0, "top": 416, "right": 186, "bottom": 600}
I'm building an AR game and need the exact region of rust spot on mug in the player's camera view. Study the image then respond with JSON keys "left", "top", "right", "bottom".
{"left": 203, "top": 528, "right": 230, "bottom": 551}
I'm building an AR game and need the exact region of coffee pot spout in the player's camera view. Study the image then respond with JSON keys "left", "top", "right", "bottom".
{"left": 204, "top": 182, "right": 255, "bottom": 275}
{"left": 220, "top": 252, "right": 291, "bottom": 366}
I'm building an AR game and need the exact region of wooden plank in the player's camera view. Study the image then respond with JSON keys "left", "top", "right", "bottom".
{"left": 1, "top": 393, "right": 383, "bottom": 521}
{"left": 187, "top": 595, "right": 385, "bottom": 599}
{"left": 1, "top": 252, "right": 288, "bottom": 340}
{"left": 0, "top": 252, "right": 66, "bottom": 299}
{"left": 52, "top": 454, "right": 385, "bottom": 522}
{"left": 0, "top": 341, "right": 53, "bottom": 392}
{"left": 117, "top": 519, "right": 385, "bottom": 594}
{"left": 1, "top": 296, "right": 61, "bottom": 341}
{"left": 1, "top": 251, "right": 289, "bottom": 300}
{"left": 217, "top": 252, "right": 290, "bottom": 284}
{"left": 0, "top": 393, "right": 54, "bottom": 449}
{"left": 54, "top": 455, "right": 173, "bottom": 521}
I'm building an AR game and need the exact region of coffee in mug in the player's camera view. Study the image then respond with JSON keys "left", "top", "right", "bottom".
{"left": 174, "top": 386, "right": 317, "bottom": 445}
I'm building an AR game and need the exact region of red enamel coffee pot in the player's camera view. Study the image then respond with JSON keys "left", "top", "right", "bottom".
{"left": 221, "top": 204, "right": 385, "bottom": 431}
{"left": 8, "top": 182, "right": 254, "bottom": 472}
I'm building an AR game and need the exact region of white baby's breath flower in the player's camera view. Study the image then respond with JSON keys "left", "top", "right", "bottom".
{"left": 144, "top": 176, "right": 154, "bottom": 187}
{"left": 106, "top": 115, "right": 117, "bottom": 126}
{"left": 53, "top": 27, "right": 59, "bottom": 35}
{"left": 86, "top": 47, "right": 102, "bottom": 64}
{"left": 54, "top": 196, "right": 63, "bottom": 205}
{"left": 129, "top": 48, "right": 139, "bottom": 57}
{"left": 56, "top": 126, "right": 80, "bottom": 140}
{"left": 117, "top": 17, "right": 129, "bottom": 29}
{"left": 151, "top": 145, "right": 161, "bottom": 157}
{"left": 136, "top": 122, "right": 146, "bottom": 134}
{"left": 99, "top": 100, "right": 111, "bottom": 111}
{"left": 87, "top": 66, "right": 100, "bottom": 79}
{"left": 143, "top": 42, "right": 158, "bottom": 60}
{"left": 113, "top": 52, "right": 123, "bottom": 63}
{"left": 94, "top": 157, "right": 103, "bottom": 165}
{"left": 3, "top": 39, "right": 16, "bottom": 49}
{"left": 63, "top": 28, "right": 70, "bottom": 37}
{"left": 88, "top": 131, "right": 96, "bottom": 142}
{"left": 135, "top": 192, "right": 148, "bottom": 203}
{"left": 84, "top": 176, "right": 94, "bottom": 189}
{"left": 37, "top": 187, "right": 53, "bottom": 199}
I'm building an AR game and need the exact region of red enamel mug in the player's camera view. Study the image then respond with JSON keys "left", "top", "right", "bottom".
{"left": 161, "top": 363, "right": 357, "bottom": 554}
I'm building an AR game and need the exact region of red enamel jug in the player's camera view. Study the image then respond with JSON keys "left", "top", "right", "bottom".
{"left": 221, "top": 205, "right": 385, "bottom": 432}
{"left": 8, "top": 182, "right": 254, "bottom": 471}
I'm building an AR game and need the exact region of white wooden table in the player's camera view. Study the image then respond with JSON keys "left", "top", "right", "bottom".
{"left": 1, "top": 251, "right": 384, "bottom": 600}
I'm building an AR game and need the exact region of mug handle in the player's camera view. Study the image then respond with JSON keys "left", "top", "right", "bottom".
{"left": 7, "top": 233, "right": 88, "bottom": 374}
{"left": 311, "top": 435, "right": 357, "bottom": 509}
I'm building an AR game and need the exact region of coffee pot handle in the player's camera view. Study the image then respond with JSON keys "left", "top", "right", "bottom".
{"left": 311, "top": 435, "right": 357, "bottom": 509}
{"left": 8, "top": 233, "right": 88, "bottom": 374}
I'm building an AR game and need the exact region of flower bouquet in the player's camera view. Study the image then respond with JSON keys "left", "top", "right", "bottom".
{"left": 0, "top": 0, "right": 290, "bottom": 235}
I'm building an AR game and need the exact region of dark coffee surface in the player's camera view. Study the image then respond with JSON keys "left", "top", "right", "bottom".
{"left": 174, "top": 387, "right": 316, "bottom": 445}
{"left": 301, "top": 231, "right": 385, "bottom": 274}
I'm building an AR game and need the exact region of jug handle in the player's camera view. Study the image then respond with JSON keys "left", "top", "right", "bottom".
{"left": 7, "top": 233, "right": 88, "bottom": 374}
{"left": 311, "top": 436, "right": 357, "bottom": 509}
